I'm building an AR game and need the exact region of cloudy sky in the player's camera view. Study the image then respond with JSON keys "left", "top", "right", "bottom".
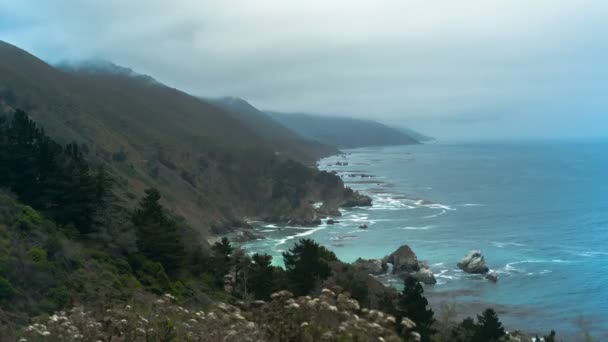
{"left": 1, "top": 1, "right": 607, "bottom": 139}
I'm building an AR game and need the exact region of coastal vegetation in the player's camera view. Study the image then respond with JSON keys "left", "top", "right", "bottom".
{"left": 0, "top": 41, "right": 579, "bottom": 341}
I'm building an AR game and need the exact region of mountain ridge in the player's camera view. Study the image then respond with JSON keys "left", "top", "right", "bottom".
{"left": 0, "top": 40, "right": 361, "bottom": 240}
{"left": 266, "top": 111, "right": 422, "bottom": 148}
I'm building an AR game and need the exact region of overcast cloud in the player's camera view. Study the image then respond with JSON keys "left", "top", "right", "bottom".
{"left": 1, "top": 1, "right": 607, "bottom": 139}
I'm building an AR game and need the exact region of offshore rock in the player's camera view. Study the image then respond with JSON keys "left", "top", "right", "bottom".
{"left": 457, "top": 250, "right": 489, "bottom": 274}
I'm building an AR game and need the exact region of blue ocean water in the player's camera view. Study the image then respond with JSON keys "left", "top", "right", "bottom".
{"left": 241, "top": 140, "right": 608, "bottom": 338}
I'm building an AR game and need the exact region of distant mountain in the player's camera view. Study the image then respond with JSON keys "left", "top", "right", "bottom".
{"left": 0, "top": 41, "right": 356, "bottom": 238}
{"left": 208, "top": 97, "right": 337, "bottom": 164}
{"left": 398, "top": 127, "right": 434, "bottom": 142}
{"left": 266, "top": 112, "right": 421, "bottom": 148}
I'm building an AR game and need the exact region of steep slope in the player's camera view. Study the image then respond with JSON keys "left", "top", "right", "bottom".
{"left": 267, "top": 112, "right": 421, "bottom": 148}
{"left": 208, "top": 97, "right": 338, "bottom": 165}
{"left": 0, "top": 41, "right": 359, "bottom": 239}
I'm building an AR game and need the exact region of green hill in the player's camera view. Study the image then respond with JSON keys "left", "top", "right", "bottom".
{"left": 207, "top": 97, "right": 338, "bottom": 165}
{"left": 0, "top": 41, "right": 358, "bottom": 240}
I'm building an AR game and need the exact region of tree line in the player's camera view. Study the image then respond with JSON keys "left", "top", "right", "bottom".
{"left": 0, "top": 109, "right": 110, "bottom": 233}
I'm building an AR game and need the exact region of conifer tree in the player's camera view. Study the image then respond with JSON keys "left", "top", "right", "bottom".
{"left": 132, "top": 188, "right": 185, "bottom": 274}
{"left": 282, "top": 238, "right": 337, "bottom": 295}
{"left": 397, "top": 277, "right": 436, "bottom": 342}
{"left": 473, "top": 308, "right": 505, "bottom": 342}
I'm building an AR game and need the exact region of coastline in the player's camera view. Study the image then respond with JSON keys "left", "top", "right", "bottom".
{"left": 239, "top": 143, "right": 608, "bottom": 339}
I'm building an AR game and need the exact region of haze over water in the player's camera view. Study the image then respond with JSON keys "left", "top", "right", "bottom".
{"left": 241, "top": 140, "right": 608, "bottom": 338}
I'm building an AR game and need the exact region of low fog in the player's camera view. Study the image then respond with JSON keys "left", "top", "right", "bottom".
{"left": 2, "top": 0, "right": 607, "bottom": 139}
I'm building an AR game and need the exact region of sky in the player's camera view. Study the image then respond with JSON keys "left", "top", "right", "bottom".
{"left": 1, "top": 0, "right": 607, "bottom": 140}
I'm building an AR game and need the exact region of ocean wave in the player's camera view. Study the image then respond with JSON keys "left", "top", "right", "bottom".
{"left": 274, "top": 226, "right": 327, "bottom": 246}
{"left": 491, "top": 241, "right": 526, "bottom": 248}
{"left": 461, "top": 203, "right": 484, "bottom": 207}
{"left": 436, "top": 270, "right": 459, "bottom": 280}
{"left": 423, "top": 210, "right": 447, "bottom": 219}
{"left": 399, "top": 225, "right": 437, "bottom": 230}
{"left": 572, "top": 251, "right": 608, "bottom": 257}
{"left": 500, "top": 259, "right": 573, "bottom": 274}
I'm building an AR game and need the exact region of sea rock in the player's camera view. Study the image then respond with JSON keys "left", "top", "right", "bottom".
{"left": 457, "top": 250, "right": 489, "bottom": 274}
{"left": 412, "top": 268, "right": 437, "bottom": 285}
{"left": 287, "top": 204, "right": 322, "bottom": 226}
{"left": 340, "top": 188, "right": 373, "bottom": 207}
{"left": 327, "top": 219, "right": 340, "bottom": 225}
{"left": 359, "top": 224, "right": 368, "bottom": 229}
{"left": 316, "top": 202, "right": 342, "bottom": 217}
{"left": 352, "top": 258, "right": 387, "bottom": 275}
{"left": 485, "top": 271, "right": 498, "bottom": 282}
{"left": 383, "top": 245, "right": 420, "bottom": 274}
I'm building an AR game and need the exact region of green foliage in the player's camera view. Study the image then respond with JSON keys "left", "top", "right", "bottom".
{"left": 0, "top": 109, "right": 110, "bottom": 233}
{"left": 128, "top": 254, "right": 172, "bottom": 295}
{"left": 0, "top": 276, "right": 14, "bottom": 300}
{"left": 27, "top": 247, "right": 48, "bottom": 265}
{"left": 282, "top": 238, "right": 338, "bottom": 296}
{"left": 451, "top": 308, "right": 506, "bottom": 342}
{"left": 397, "top": 277, "right": 435, "bottom": 342}
{"left": 132, "top": 188, "right": 186, "bottom": 274}
{"left": 248, "top": 253, "right": 275, "bottom": 300}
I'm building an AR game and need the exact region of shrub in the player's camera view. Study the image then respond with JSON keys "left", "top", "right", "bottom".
{"left": 0, "top": 276, "right": 14, "bottom": 301}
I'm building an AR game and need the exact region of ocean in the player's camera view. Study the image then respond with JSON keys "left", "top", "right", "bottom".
{"left": 240, "top": 140, "right": 608, "bottom": 338}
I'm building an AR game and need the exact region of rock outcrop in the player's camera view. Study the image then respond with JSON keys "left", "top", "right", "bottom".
{"left": 412, "top": 268, "right": 437, "bottom": 285}
{"left": 287, "top": 204, "right": 322, "bottom": 226}
{"left": 315, "top": 202, "right": 342, "bottom": 217}
{"left": 383, "top": 245, "right": 420, "bottom": 274}
{"left": 340, "top": 188, "right": 373, "bottom": 207}
{"left": 485, "top": 271, "right": 498, "bottom": 282}
{"left": 457, "top": 250, "right": 490, "bottom": 274}
{"left": 352, "top": 245, "right": 437, "bottom": 285}
{"left": 352, "top": 258, "right": 387, "bottom": 275}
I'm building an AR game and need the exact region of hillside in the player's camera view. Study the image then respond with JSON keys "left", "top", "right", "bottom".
{"left": 267, "top": 112, "right": 421, "bottom": 148}
{"left": 0, "top": 41, "right": 362, "bottom": 240}
{"left": 208, "top": 97, "right": 338, "bottom": 165}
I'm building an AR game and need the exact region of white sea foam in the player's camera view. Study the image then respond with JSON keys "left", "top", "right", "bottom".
{"left": 461, "top": 203, "right": 484, "bottom": 207}
{"left": 274, "top": 226, "right": 327, "bottom": 246}
{"left": 264, "top": 224, "right": 278, "bottom": 228}
{"left": 491, "top": 241, "right": 525, "bottom": 248}
{"left": 399, "top": 225, "right": 436, "bottom": 230}
{"left": 423, "top": 210, "right": 447, "bottom": 219}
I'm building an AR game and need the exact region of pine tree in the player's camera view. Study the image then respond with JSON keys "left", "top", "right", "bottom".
{"left": 132, "top": 188, "right": 185, "bottom": 274}
{"left": 473, "top": 308, "right": 505, "bottom": 342}
{"left": 282, "top": 239, "right": 337, "bottom": 295}
{"left": 397, "top": 277, "right": 436, "bottom": 342}
{"left": 248, "top": 253, "right": 275, "bottom": 300}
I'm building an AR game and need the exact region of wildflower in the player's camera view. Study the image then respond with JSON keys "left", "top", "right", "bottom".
{"left": 328, "top": 305, "right": 338, "bottom": 312}
{"left": 300, "top": 322, "right": 309, "bottom": 328}
{"left": 41, "top": 331, "right": 51, "bottom": 336}
{"left": 120, "top": 319, "right": 128, "bottom": 324}
{"left": 286, "top": 303, "right": 300, "bottom": 310}
{"left": 163, "top": 293, "right": 176, "bottom": 301}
